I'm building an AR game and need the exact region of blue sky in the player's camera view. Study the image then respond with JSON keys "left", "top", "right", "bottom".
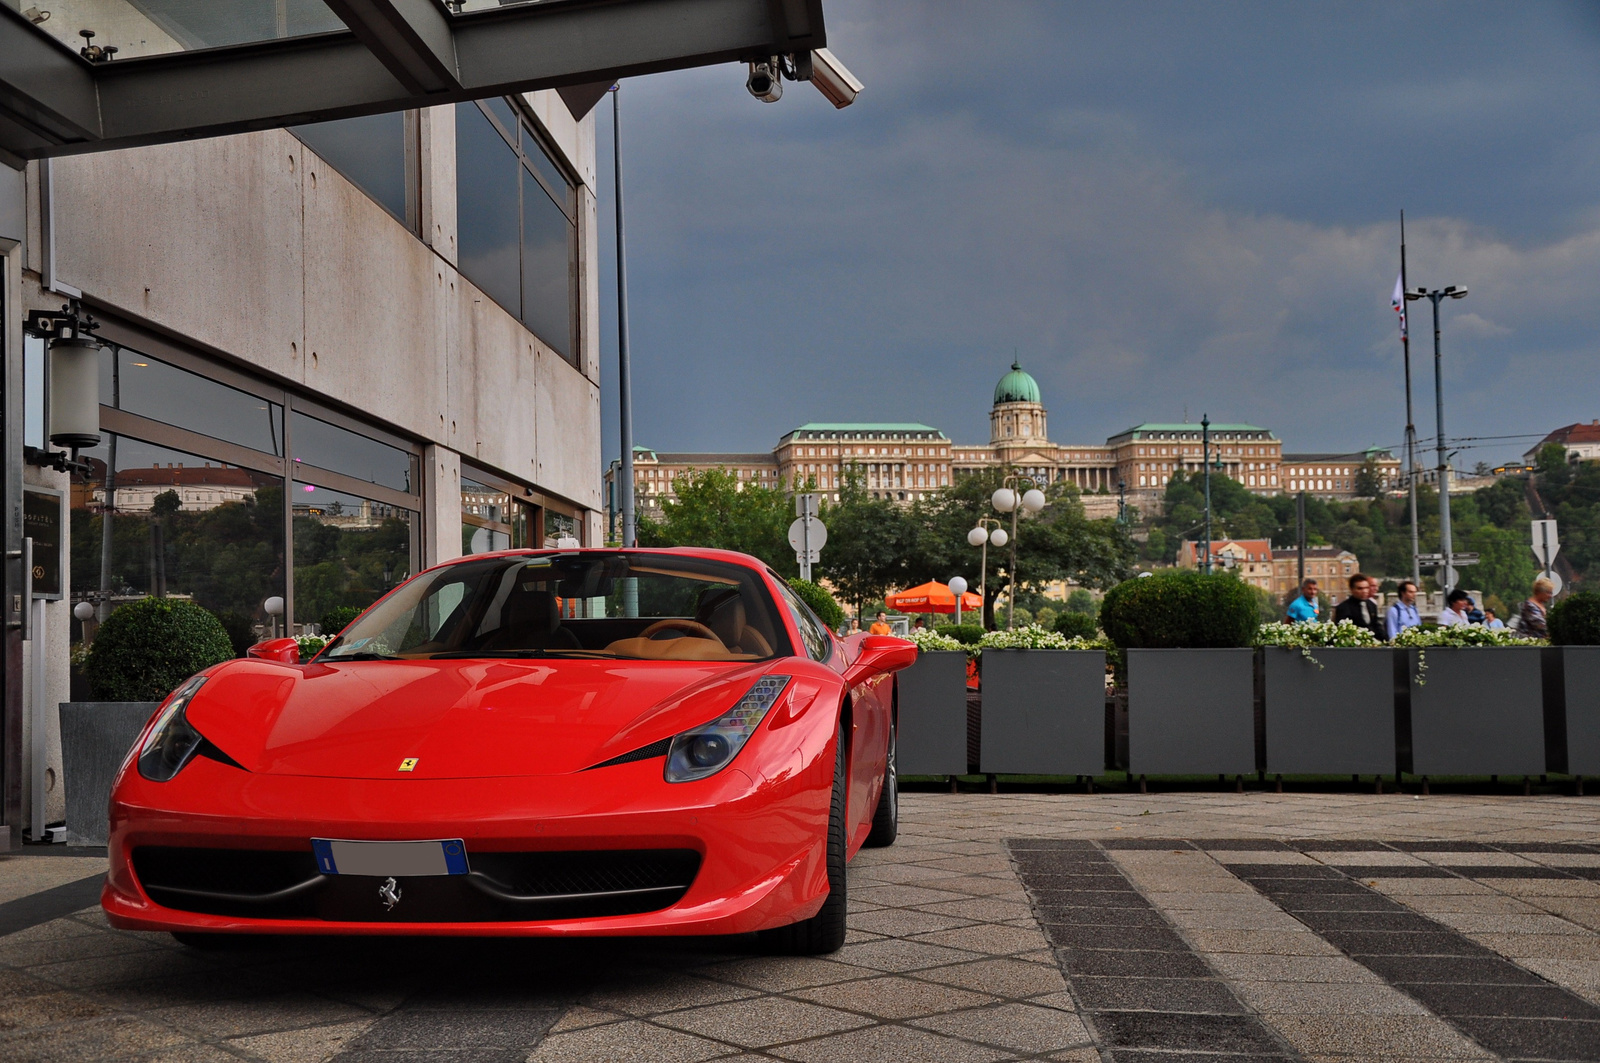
{"left": 596, "top": 1, "right": 1600, "bottom": 469}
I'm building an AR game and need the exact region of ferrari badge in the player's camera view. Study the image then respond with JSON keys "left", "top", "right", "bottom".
{"left": 379, "top": 876, "right": 401, "bottom": 910}
{"left": 398, "top": 758, "right": 418, "bottom": 772}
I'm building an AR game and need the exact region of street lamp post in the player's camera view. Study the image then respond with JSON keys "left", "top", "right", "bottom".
{"left": 1116, "top": 478, "right": 1127, "bottom": 526}
{"left": 611, "top": 84, "right": 636, "bottom": 551}
{"left": 967, "top": 518, "right": 1006, "bottom": 628}
{"left": 948, "top": 576, "right": 968, "bottom": 625}
{"left": 1201, "top": 415, "right": 1213, "bottom": 572}
{"left": 1407, "top": 284, "right": 1468, "bottom": 591}
{"left": 992, "top": 474, "right": 1046, "bottom": 629}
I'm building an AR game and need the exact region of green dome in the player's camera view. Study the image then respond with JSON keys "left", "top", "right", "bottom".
{"left": 993, "top": 361, "right": 1041, "bottom": 405}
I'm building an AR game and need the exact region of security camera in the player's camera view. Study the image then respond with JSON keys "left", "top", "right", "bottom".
{"left": 808, "top": 48, "right": 863, "bottom": 109}
{"left": 747, "top": 58, "right": 782, "bottom": 103}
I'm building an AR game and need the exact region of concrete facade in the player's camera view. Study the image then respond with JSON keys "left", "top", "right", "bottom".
{"left": 3, "top": 91, "right": 602, "bottom": 839}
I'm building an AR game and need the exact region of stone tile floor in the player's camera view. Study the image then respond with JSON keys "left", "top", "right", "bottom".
{"left": 0, "top": 791, "right": 1594, "bottom": 1061}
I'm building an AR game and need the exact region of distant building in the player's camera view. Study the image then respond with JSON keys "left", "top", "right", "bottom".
{"left": 776, "top": 424, "right": 952, "bottom": 502}
{"left": 1271, "top": 546, "right": 1360, "bottom": 603}
{"left": 88, "top": 463, "right": 267, "bottom": 514}
{"left": 1523, "top": 420, "right": 1600, "bottom": 465}
{"left": 1281, "top": 447, "right": 1401, "bottom": 500}
{"left": 1177, "top": 538, "right": 1276, "bottom": 592}
{"left": 614, "top": 447, "right": 781, "bottom": 522}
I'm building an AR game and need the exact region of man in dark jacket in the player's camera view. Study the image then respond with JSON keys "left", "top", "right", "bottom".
{"left": 1332, "top": 572, "right": 1384, "bottom": 640}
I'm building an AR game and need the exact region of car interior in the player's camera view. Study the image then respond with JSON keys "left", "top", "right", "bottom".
{"left": 326, "top": 553, "right": 792, "bottom": 662}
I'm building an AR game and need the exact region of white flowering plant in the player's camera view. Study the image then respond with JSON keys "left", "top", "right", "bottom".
{"left": 978, "top": 624, "right": 1073, "bottom": 651}
{"left": 1254, "top": 620, "right": 1381, "bottom": 649}
{"left": 906, "top": 628, "right": 965, "bottom": 654}
{"left": 1392, "top": 624, "right": 1542, "bottom": 648}
{"left": 296, "top": 634, "right": 330, "bottom": 659}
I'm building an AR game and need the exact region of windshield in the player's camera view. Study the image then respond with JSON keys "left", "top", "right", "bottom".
{"left": 321, "top": 552, "right": 792, "bottom": 662}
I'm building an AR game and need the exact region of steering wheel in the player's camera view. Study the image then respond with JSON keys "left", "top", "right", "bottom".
{"left": 640, "top": 619, "right": 721, "bottom": 642}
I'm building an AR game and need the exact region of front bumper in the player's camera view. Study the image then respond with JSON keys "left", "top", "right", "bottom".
{"left": 104, "top": 749, "right": 832, "bottom": 937}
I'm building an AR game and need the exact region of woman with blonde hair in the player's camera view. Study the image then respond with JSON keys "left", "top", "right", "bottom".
{"left": 1520, "top": 576, "right": 1556, "bottom": 638}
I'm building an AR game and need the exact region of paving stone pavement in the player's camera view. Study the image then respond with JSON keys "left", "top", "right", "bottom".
{"left": 0, "top": 791, "right": 1595, "bottom": 1061}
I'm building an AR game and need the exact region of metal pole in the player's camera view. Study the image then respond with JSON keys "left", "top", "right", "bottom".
{"left": 29, "top": 597, "right": 44, "bottom": 842}
{"left": 98, "top": 352, "right": 119, "bottom": 621}
{"left": 1007, "top": 493, "right": 1019, "bottom": 631}
{"left": 1400, "top": 213, "right": 1420, "bottom": 588}
{"left": 1296, "top": 492, "right": 1306, "bottom": 587}
{"left": 1431, "top": 293, "right": 1454, "bottom": 592}
{"left": 612, "top": 86, "right": 635, "bottom": 550}
{"left": 1202, "top": 416, "right": 1212, "bottom": 573}
{"left": 978, "top": 537, "right": 987, "bottom": 627}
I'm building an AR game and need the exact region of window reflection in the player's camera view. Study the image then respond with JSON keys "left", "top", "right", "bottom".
{"left": 101, "top": 345, "right": 284, "bottom": 456}
{"left": 293, "top": 481, "right": 413, "bottom": 629}
{"left": 461, "top": 476, "right": 533, "bottom": 555}
{"left": 455, "top": 99, "right": 577, "bottom": 364}
{"left": 543, "top": 510, "right": 580, "bottom": 548}
{"left": 290, "top": 410, "right": 413, "bottom": 492}
{"left": 456, "top": 102, "right": 523, "bottom": 318}
{"left": 72, "top": 435, "right": 286, "bottom": 645}
{"left": 292, "top": 112, "right": 410, "bottom": 225}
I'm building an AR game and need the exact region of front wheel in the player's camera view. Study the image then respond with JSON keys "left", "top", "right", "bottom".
{"left": 864, "top": 722, "right": 897, "bottom": 847}
{"left": 759, "top": 724, "right": 848, "bottom": 955}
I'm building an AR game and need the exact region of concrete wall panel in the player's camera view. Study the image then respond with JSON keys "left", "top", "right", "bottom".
{"left": 535, "top": 348, "right": 602, "bottom": 511}
{"left": 301, "top": 148, "right": 446, "bottom": 442}
{"left": 52, "top": 134, "right": 307, "bottom": 386}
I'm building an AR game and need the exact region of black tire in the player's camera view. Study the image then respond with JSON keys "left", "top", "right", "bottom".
{"left": 759, "top": 724, "right": 848, "bottom": 955}
{"left": 864, "top": 722, "right": 897, "bottom": 848}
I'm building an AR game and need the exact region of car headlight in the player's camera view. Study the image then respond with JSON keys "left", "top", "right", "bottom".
{"left": 665, "top": 675, "right": 790, "bottom": 783}
{"left": 137, "top": 677, "right": 212, "bottom": 782}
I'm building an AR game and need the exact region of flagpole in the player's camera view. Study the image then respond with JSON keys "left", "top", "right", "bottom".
{"left": 1400, "top": 210, "right": 1420, "bottom": 589}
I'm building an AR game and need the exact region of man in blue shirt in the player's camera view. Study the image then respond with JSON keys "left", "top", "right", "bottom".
{"left": 1286, "top": 579, "right": 1320, "bottom": 622}
{"left": 1386, "top": 579, "right": 1421, "bottom": 640}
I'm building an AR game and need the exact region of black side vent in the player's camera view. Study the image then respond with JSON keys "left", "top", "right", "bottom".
{"left": 587, "top": 737, "right": 671, "bottom": 770}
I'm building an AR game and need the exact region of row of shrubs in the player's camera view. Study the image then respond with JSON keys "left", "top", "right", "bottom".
{"left": 934, "top": 570, "right": 1600, "bottom": 650}
{"left": 83, "top": 598, "right": 363, "bottom": 702}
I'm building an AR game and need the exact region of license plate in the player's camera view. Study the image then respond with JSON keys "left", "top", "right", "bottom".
{"left": 311, "top": 839, "right": 469, "bottom": 877}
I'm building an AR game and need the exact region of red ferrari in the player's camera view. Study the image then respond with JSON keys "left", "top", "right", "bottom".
{"left": 102, "top": 548, "right": 915, "bottom": 954}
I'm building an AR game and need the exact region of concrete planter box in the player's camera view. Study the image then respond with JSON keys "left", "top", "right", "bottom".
{"left": 1263, "top": 647, "right": 1396, "bottom": 776}
{"left": 1405, "top": 648, "right": 1545, "bottom": 776}
{"left": 895, "top": 653, "right": 970, "bottom": 776}
{"left": 1550, "top": 646, "right": 1600, "bottom": 776}
{"left": 59, "top": 701, "right": 158, "bottom": 846}
{"left": 1127, "top": 648, "right": 1256, "bottom": 776}
{"left": 979, "top": 650, "right": 1106, "bottom": 776}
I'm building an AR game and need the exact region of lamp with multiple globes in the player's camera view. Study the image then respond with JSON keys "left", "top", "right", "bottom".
{"left": 994, "top": 474, "right": 1046, "bottom": 630}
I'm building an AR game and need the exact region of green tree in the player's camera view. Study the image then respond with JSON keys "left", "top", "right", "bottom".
{"left": 636, "top": 468, "right": 796, "bottom": 574}
{"left": 1353, "top": 457, "right": 1386, "bottom": 499}
{"left": 815, "top": 473, "right": 914, "bottom": 616}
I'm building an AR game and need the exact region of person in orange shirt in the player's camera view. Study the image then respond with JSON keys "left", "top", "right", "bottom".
{"left": 868, "top": 611, "right": 892, "bottom": 636}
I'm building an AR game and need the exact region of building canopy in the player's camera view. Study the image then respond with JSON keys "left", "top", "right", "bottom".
{"left": 0, "top": 0, "right": 827, "bottom": 167}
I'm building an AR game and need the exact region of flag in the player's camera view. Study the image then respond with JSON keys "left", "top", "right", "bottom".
{"left": 1391, "top": 272, "right": 1407, "bottom": 338}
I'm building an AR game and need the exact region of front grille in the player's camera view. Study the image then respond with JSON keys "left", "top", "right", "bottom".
{"left": 132, "top": 846, "right": 702, "bottom": 923}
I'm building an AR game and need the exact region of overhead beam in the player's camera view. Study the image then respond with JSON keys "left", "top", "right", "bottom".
{"left": 323, "top": 0, "right": 459, "bottom": 96}
{"left": 3, "top": 0, "right": 827, "bottom": 162}
{"left": 0, "top": 8, "right": 102, "bottom": 148}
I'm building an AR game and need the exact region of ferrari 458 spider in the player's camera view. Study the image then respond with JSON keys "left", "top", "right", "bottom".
{"left": 103, "top": 548, "right": 916, "bottom": 953}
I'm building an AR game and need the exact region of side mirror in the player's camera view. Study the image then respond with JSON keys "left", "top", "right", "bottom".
{"left": 247, "top": 637, "right": 300, "bottom": 665}
{"left": 842, "top": 634, "right": 918, "bottom": 687}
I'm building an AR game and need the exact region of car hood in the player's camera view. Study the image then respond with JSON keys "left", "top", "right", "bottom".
{"left": 184, "top": 657, "right": 783, "bottom": 779}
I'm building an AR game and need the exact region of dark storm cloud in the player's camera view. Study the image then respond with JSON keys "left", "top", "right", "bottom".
{"left": 597, "top": 1, "right": 1600, "bottom": 468}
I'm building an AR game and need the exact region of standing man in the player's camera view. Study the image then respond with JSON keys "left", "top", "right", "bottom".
{"left": 1386, "top": 580, "right": 1422, "bottom": 640}
{"left": 1333, "top": 573, "right": 1384, "bottom": 639}
{"left": 869, "top": 611, "right": 893, "bottom": 636}
{"left": 1437, "top": 589, "right": 1473, "bottom": 627}
{"left": 1520, "top": 577, "right": 1555, "bottom": 639}
{"left": 1286, "top": 579, "right": 1321, "bottom": 623}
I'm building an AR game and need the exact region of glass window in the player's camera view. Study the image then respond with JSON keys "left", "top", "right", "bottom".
{"left": 455, "top": 99, "right": 577, "bottom": 365}
{"left": 775, "top": 580, "right": 831, "bottom": 662}
{"left": 72, "top": 434, "right": 285, "bottom": 638}
{"left": 293, "top": 480, "right": 413, "bottom": 626}
{"left": 103, "top": 345, "right": 284, "bottom": 456}
{"left": 461, "top": 476, "right": 533, "bottom": 555}
{"left": 31, "top": 0, "right": 344, "bottom": 58}
{"left": 324, "top": 552, "right": 791, "bottom": 661}
{"left": 292, "top": 111, "right": 411, "bottom": 226}
{"left": 543, "top": 510, "right": 579, "bottom": 548}
{"left": 290, "top": 410, "right": 413, "bottom": 492}
{"left": 456, "top": 102, "right": 524, "bottom": 320}
{"left": 522, "top": 175, "right": 575, "bottom": 359}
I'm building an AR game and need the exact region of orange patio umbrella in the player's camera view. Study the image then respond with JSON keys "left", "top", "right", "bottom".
{"left": 884, "top": 581, "right": 983, "bottom": 615}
